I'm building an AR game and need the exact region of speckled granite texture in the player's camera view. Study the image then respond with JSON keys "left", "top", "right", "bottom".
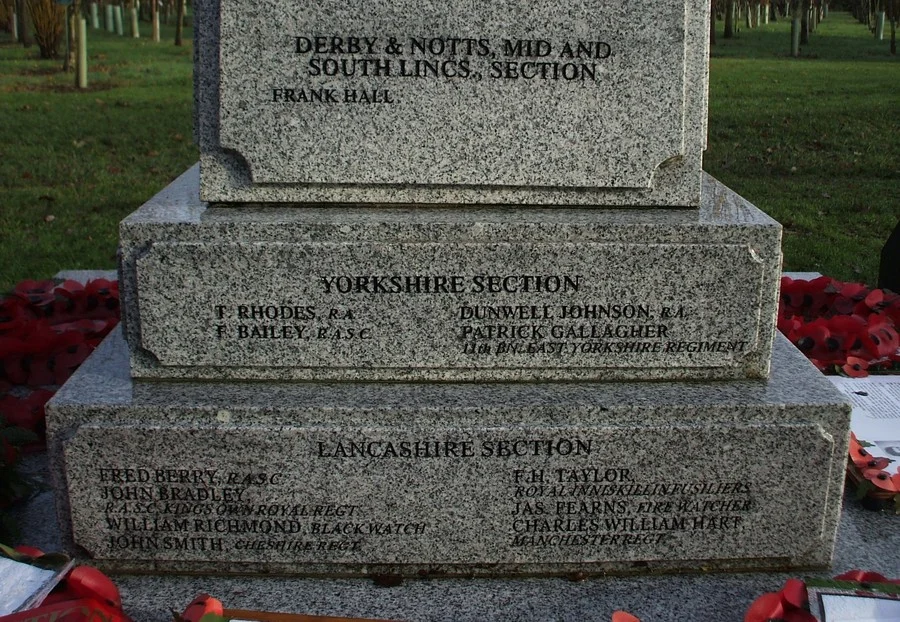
{"left": 119, "top": 166, "right": 781, "bottom": 382}
{"left": 195, "top": 0, "right": 709, "bottom": 206}
{"left": 15, "top": 449, "right": 898, "bottom": 621}
{"left": 46, "top": 326, "right": 849, "bottom": 576}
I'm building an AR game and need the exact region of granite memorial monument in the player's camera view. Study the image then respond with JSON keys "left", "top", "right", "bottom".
{"left": 46, "top": 0, "right": 851, "bottom": 576}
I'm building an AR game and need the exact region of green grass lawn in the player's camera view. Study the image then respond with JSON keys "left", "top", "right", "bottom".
{"left": 0, "top": 12, "right": 897, "bottom": 292}
{"left": 0, "top": 21, "right": 196, "bottom": 291}
{"left": 707, "top": 10, "right": 899, "bottom": 284}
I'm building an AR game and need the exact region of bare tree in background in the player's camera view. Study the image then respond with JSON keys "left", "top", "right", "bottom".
{"left": 16, "top": 0, "right": 32, "bottom": 47}
{"left": 174, "top": 0, "right": 183, "bottom": 45}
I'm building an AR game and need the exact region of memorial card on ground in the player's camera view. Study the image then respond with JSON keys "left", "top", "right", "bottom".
{"left": 828, "top": 375, "right": 900, "bottom": 461}
{"left": 808, "top": 585, "right": 900, "bottom": 622}
{"left": 0, "top": 556, "right": 73, "bottom": 614}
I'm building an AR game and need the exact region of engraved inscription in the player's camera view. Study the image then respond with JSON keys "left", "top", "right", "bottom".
{"left": 206, "top": 274, "right": 747, "bottom": 363}
{"left": 507, "top": 467, "right": 753, "bottom": 548}
{"left": 277, "top": 35, "right": 615, "bottom": 106}
{"left": 87, "top": 437, "right": 752, "bottom": 561}
{"left": 66, "top": 424, "right": 830, "bottom": 565}
{"left": 216, "top": 0, "right": 692, "bottom": 188}
{"left": 135, "top": 242, "right": 764, "bottom": 376}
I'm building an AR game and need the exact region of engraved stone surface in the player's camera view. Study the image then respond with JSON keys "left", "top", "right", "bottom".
{"left": 47, "top": 327, "right": 850, "bottom": 575}
{"left": 120, "top": 166, "right": 782, "bottom": 381}
{"left": 195, "top": 0, "right": 709, "bottom": 206}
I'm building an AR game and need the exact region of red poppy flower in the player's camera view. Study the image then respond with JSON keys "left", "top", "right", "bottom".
{"left": 612, "top": 612, "right": 641, "bottom": 622}
{"left": 863, "top": 468, "right": 900, "bottom": 493}
{"left": 781, "top": 276, "right": 831, "bottom": 317}
{"left": 860, "top": 315, "right": 900, "bottom": 359}
{"left": 791, "top": 319, "right": 833, "bottom": 361}
{"left": 780, "top": 578, "right": 810, "bottom": 610}
{"left": 13, "top": 544, "right": 45, "bottom": 557}
{"left": 864, "top": 288, "right": 885, "bottom": 309}
{"left": 179, "top": 594, "right": 225, "bottom": 622}
{"left": 848, "top": 434, "right": 892, "bottom": 469}
{"left": 0, "top": 298, "right": 32, "bottom": 335}
{"left": 64, "top": 566, "right": 123, "bottom": 610}
{"left": 777, "top": 315, "right": 803, "bottom": 341}
{"left": 833, "top": 295, "right": 858, "bottom": 315}
{"left": 839, "top": 281, "right": 869, "bottom": 300}
{"left": 835, "top": 569, "right": 900, "bottom": 585}
{"left": 52, "top": 280, "right": 88, "bottom": 320}
{"left": 745, "top": 579, "right": 816, "bottom": 622}
{"left": 778, "top": 277, "right": 900, "bottom": 373}
{"left": 83, "top": 278, "right": 120, "bottom": 317}
{"left": 852, "top": 454, "right": 893, "bottom": 471}
{"left": 842, "top": 356, "right": 869, "bottom": 378}
{"left": 12, "top": 280, "right": 56, "bottom": 308}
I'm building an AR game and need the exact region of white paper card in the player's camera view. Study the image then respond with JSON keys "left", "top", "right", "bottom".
{"left": 828, "top": 375, "right": 900, "bottom": 461}
{"left": 0, "top": 556, "right": 63, "bottom": 614}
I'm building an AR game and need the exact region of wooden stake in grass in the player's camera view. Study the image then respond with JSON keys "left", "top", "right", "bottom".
{"left": 130, "top": 3, "right": 138, "bottom": 37}
{"left": 150, "top": 0, "right": 158, "bottom": 41}
{"left": 11, "top": 9, "right": 18, "bottom": 40}
{"left": 113, "top": 3, "right": 122, "bottom": 35}
{"left": 89, "top": 2, "right": 97, "bottom": 28}
{"left": 104, "top": 3, "right": 113, "bottom": 32}
{"left": 77, "top": 17, "right": 87, "bottom": 88}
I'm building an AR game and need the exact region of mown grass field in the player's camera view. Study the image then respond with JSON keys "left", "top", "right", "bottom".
{"left": 0, "top": 11, "right": 897, "bottom": 292}
{"left": 0, "top": 21, "right": 196, "bottom": 291}
{"left": 707, "top": 10, "right": 899, "bottom": 284}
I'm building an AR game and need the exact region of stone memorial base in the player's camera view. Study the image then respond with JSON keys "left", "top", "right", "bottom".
{"left": 47, "top": 327, "right": 849, "bottom": 576}
{"left": 119, "top": 166, "right": 782, "bottom": 383}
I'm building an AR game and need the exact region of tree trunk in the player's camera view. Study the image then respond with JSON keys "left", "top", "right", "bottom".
{"left": 174, "top": 0, "right": 183, "bottom": 45}
{"left": 17, "top": 0, "right": 32, "bottom": 47}
{"left": 64, "top": 5, "right": 75, "bottom": 71}
{"left": 710, "top": 0, "right": 717, "bottom": 44}
{"left": 800, "top": 0, "right": 810, "bottom": 43}
{"left": 891, "top": 0, "right": 898, "bottom": 52}
{"left": 130, "top": 1, "right": 138, "bottom": 37}
{"left": 790, "top": 0, "right": 802, "bottom": 56}
{"left": 725, "top": 0, "right": 735, "bottom": 37}
{"left": 150, "top": 0, "right": 158, "bottom": 40}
